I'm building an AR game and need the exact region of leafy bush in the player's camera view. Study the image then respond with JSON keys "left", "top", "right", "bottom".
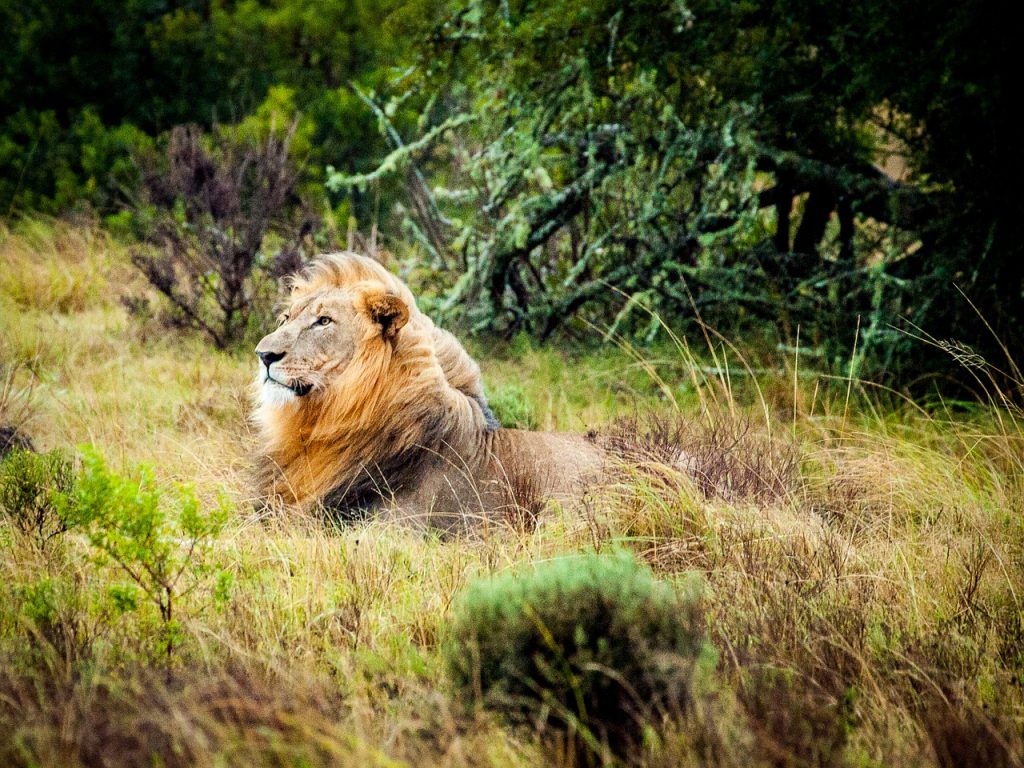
{"left": 334, "top": 0, "right": 1021, "bottom": 389}
{"left": 62, "top": 448, "right": 232, "bottom": 670}
{"left": 0, "top": 449, "right": 76, "bottom": 547}
{"left": 445, "top": 551, "right": 707, "bottom": 761}
{"left": 331, "top": 62, "right": 760, "bottom": 343}
{"left": 11, "top": 575, "right": 113, "bottom": 669}
{"left": 487, "top": 383, "right": 538, "bottom": 430}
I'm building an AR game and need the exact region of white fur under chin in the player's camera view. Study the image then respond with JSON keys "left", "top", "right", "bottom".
{"left": 259, "top": 379, "right": 298, "bottom": 408}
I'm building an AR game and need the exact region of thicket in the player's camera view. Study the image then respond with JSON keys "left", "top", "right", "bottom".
{"left": 445, "top": 551, "right": 708, "bottom": 762}
{"left": 0, "top": 446, "right": 231, "bottom": 673}
{"left": 128, "top": 122, "right": 314, "bottom": 348}
{"left": 338, "top": 0, "right": 1019, "bottom": 387}
{"left": 2, "top": 0, "right": 1018, "bottom": 390}
{"left": 0, "top": 449, "right": 76, "bottom": 548}
{"left": 0, "top": 0, "right": 427, "bottom": 219}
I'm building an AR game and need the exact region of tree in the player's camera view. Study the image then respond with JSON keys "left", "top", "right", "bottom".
{"left": 0, "top": 0, "right": 433, "bottom": 216}
{"left": 343, "top": 0, "right": 1019, "bottom": 385}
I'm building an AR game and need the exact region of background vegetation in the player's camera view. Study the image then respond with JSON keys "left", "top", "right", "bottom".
{"left": 1, "top": 0, "right": 1018, "bottom": 386}
{"left": 1, "top": 219, "right": 1022, "bottom": 766}
{"left": 2, "top": 1, "right": 1022, "bottom": 765}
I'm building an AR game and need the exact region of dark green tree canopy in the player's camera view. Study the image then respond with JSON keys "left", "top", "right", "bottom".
{"left": 0, "top": 0, "right": 435, "bottom": 213}
{"left": 2, "top": 0, "right": 1018, "bottom": 388}
{"left": 336, "top": 0, "right": 1018, "bottom": 385}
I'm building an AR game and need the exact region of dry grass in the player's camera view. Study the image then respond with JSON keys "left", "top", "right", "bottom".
{"left": 0, "top": 218, "right": 1022, "bottom": 766}
{"left": 0, "top": 217, "right": 128, "bottom": 315}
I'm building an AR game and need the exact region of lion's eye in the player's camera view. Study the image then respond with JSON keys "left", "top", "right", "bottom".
{"left": 317, "top": 316, "right": 332, "bottom": 326}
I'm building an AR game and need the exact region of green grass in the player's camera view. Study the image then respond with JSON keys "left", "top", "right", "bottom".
{"left": 0, "top": 217, "right": 1022, "bottom": 767}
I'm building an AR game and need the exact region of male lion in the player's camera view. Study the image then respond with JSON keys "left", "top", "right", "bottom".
{"left": 253, "top": 252, "right": 602, "bottom": 531}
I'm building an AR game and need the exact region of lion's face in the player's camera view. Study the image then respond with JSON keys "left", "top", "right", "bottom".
{"left": 255, "top": 283, "right": 409, "bottom": 408}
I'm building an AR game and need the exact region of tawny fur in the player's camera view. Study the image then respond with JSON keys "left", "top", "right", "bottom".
{"left": 253, "top": 252, "right": 601, "bottom": 531}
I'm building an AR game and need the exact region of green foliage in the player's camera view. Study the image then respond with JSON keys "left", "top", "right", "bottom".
{"left": 61, "top": 447, "right": 231, "bottom": 668}
{"left": 18, "top": 578, "right": 61, "bottom": 629}
{"left": 343, "top": 0, "right": 1018, "bottom": 388}
{"left": 73, "top": 110, "right": 156, "bottom": 212}
{"left": 0, "top": 449, "right": 76, "bottom": 547}
{"left": 445, "top": 551, "right": 708, "bottom": 760}
{"left": 487, "top": 383, "right": 538, "bottom": 430}
{"left": 0, "top": 0, "right": 432, "bottom": 217}
{"left": 1, "top": 0, "right": 1018, "bottom": 384}
{"left": 14, "top": 576, "right": 81, "bottom": 663}
{"left": 332, "top": 47, "right": 761, "bottom": 341}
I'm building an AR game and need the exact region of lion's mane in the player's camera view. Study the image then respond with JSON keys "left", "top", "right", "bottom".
{"left": 254, "top": 253, "right": 497, "bottom": 514}
{"left": 254, "top": 252, "right": 603, "bottom": 528}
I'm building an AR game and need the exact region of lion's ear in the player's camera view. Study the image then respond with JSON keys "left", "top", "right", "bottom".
{"left": 364, "top": 291, "right": 410, "bottom": 339}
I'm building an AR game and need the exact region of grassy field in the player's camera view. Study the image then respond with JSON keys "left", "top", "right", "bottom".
{"left": 1, "top": 218, "right": 1022, "bottom": 767}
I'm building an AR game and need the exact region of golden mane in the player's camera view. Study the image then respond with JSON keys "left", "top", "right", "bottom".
{"left": 286, "top": 252, "right": 494, "bottom": 415}
{"left": 254, "top": 252, "right": 493, "bottom": 511}
{"left": 254, "top": 252, "right": 605, "bottom": 530}
{"left": 285, "top": 251, "right": 417, "bottom": 309}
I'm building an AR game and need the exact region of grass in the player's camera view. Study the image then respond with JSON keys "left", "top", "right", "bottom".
{"left": 0, "top": 216, "right": 1022, "bottom": 766}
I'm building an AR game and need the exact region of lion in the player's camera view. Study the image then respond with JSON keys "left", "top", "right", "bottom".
{"left": 252, "top": 252, "right": 603, "bottom": 531}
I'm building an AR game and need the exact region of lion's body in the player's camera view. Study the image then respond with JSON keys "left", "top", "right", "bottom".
{"left": 253, "top": 252, "right": 602, "bottom": 530}
{"left": 331, "top": 428, "right": 603, "bottom": 532}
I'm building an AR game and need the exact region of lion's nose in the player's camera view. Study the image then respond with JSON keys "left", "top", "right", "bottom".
{"left": 258, "top": 350, "right": 285, "bottom": 368}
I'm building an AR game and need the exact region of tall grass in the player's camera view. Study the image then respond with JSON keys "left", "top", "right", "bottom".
{"left": 0, "top": 217, "right": 1021, "bottom": 766}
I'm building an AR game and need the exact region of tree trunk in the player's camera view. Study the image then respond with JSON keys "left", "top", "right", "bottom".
{"left": 773, "top": 183, "right": 793, "bottom": 252}
{"left": 793, "top": 186, "right": 835, "bottom": 256}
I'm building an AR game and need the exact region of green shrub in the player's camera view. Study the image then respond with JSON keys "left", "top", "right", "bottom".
{"left": 61, "top": 447, "right": 231, "bottom": 670}
{"left": 487, "top": 383, "right": 538, "bottom": 430}
{"left": 0, "top": 449, "right": 76, "bottom": 547}
{"left": 12, "top": 575, "right": 107, "bottom": 667}
{"left": 445, "top": 551, "right": 707, "bottom": 761}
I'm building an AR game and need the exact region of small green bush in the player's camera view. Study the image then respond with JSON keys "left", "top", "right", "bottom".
{"left": 13, "top": 575, "right": 104, "bottom": 667}
{"left": 0, "top": 449, "right": 76, "bottom": 546}
{"left": 62, "top": 447, "right": 232, "bottom": 670}
{"left": 445, "top": 551, "right": 707, "bottom": 761}
{"left": 487, "top": 383, "right": 538, "bottom": 430}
